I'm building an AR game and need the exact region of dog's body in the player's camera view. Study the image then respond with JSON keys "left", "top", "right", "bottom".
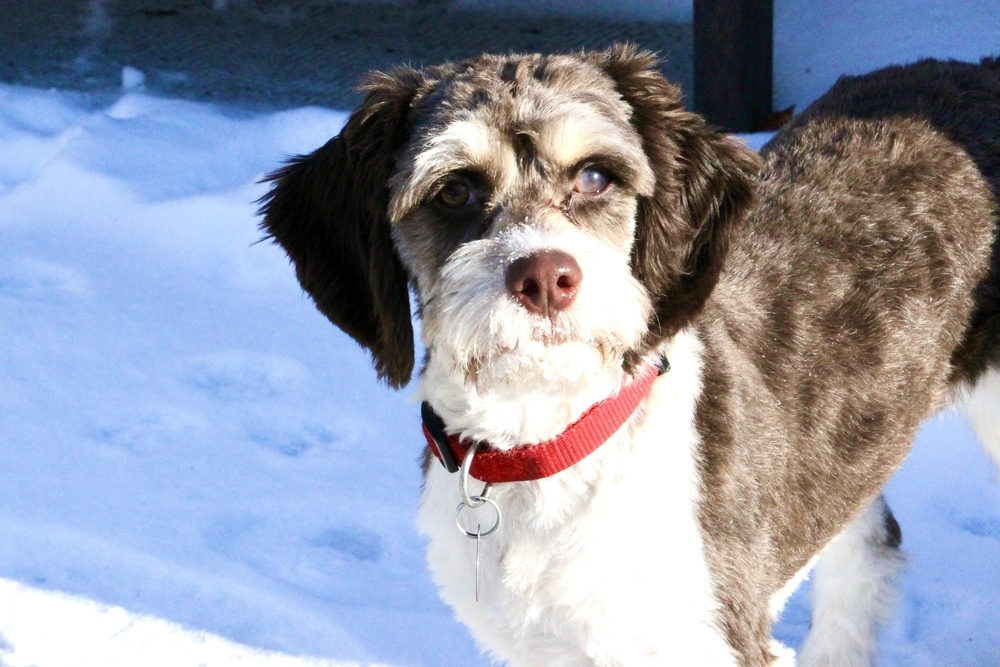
{"left": 260, "top": 49, "right": 1000, "bottom": 666}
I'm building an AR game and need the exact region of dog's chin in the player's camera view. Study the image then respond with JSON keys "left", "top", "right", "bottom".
{"left": 495, "top": 312, "right": 623, "bottom": 353}
{"left": 472, "top": 336, "right": 626, "bottom": 388}
{"left": 420, "top": 336, "right": 631, "bottom": 448}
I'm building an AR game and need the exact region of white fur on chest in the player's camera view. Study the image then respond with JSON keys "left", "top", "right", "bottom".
{"left": 416, "top": 332, "right": 737, "bottom": 666}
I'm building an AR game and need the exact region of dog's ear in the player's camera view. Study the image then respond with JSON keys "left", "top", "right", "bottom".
{"left": 595, "top": 45, "right": 761, "bottom": 353}
{"left": 258, "top": 68, "right": 425, "bottom": 388}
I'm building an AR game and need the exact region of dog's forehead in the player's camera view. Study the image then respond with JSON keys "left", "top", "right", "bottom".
{"left": 387, "top": 54, "right": 650, "bottom": 222}
{"left": 415, "top": 55, "right": 637, "bottom": 152}
{"left": 419, "top": 54, "right": 630, "bottom": 122}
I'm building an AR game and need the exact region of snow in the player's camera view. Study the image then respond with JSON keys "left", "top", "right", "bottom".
{"left": 0, "top": 579, "right": 377, "bottom": 667}
{"left": 2, "top": 11, "right": 1000, "bottom": 666}
{"left": 0, "top": 85, "right": 476, "bottom": 667}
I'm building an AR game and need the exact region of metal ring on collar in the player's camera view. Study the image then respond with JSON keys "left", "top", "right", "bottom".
{"left": 459, "top": 440, "right": 492, "bottom": 508}
{"left": 455, "top": 496, "right": 502, "bottom": 539}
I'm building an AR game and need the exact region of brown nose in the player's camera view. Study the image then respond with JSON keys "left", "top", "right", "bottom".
{"left": 505, "top": 250, "right": 583, "bottom": 317}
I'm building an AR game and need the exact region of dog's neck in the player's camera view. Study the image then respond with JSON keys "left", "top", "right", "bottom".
{"left": 422, "top": 355, "right": 668, "bottom": 482}
{"left": 416, "top": 338, "right": 674, "bottom": 451}
{"left": 416, "top": 343, "right": 622, "bottom": 450}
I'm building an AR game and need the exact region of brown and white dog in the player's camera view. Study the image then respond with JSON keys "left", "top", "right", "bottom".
{"left": 259, "top": 46, "right": 1000, "bottom": 666}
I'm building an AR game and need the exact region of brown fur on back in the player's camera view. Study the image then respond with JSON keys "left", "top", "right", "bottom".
{"left": 693, "top": 60, "right": 1000, "bottom": 664}
{"left": 790, "top": 58, "right": 1000, "bottom": 382}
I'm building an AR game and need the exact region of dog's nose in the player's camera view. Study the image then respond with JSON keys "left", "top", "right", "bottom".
{"left": 505, "top": 250, "right": 583, "bottom": 317}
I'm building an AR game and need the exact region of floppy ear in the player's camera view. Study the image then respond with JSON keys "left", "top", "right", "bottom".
{"left": 595, "top": 45, "right": 761, "bottom": 357}
{"left": 258, "top": 68, "right": 425, "bottom": 388}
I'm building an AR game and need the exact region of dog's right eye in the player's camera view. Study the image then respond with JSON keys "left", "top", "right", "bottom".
{"left": 574, "top": 166, "right": 612, "bottom": 196}
{"left": 437, "top": 180, "right": 477, "bottom": 208}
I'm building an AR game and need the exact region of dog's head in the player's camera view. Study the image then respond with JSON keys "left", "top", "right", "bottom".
{"left": 260, "top": 45, "right": 759, "bottom": 392}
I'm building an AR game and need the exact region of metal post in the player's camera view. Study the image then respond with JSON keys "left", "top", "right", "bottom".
{"left": 693, "top": 0, "right": 774, "bottom": 132}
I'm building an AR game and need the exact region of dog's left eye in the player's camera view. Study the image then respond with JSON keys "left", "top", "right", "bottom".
{"left": 437, "top": 179, "right": 478, "bottom": 208}
{"left": 574, "top": 167, "right": 611, "bottom": 195}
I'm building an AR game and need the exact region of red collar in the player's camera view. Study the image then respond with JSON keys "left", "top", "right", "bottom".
{"left": 421, "top": 356, "right": 667, "bottom": 484}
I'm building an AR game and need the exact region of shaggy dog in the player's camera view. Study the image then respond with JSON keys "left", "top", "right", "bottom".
{"left": 259, "top": 46, "right": 1000, "bottom": 666}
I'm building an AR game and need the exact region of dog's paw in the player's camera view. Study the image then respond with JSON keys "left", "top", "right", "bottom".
{"left": 797, "top": 639, "right": 873, "bottom": 667}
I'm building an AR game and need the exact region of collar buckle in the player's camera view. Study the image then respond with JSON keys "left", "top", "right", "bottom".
{"left": 421, "top": 401, "right": 461, "bottom": 473}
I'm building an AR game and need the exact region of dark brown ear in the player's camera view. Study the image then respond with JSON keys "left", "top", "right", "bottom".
{"left": 595, "top": 45, "right": 761, "bottom": 359}
{"left": 258, "top": 68, "right": 425, "bottom": 388}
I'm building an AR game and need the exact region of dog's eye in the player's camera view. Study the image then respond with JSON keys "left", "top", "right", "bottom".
{"left": 437, "top": 179, "right": 477, "bottom": 208}
{"left": 574, "top": 167, "right": 611, "bottom": 195}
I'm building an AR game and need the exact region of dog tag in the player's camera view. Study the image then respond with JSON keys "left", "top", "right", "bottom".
{"left": 475, "top": 523, "right": 482, "bottom": 602}
{"left": 456, "top": 496, "right": 502, "bottom": 602}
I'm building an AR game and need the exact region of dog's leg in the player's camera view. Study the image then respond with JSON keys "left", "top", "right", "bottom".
{"left": 797, "top": 495, "right": 905, "bottom": 667}
{"left": 964, "top": 367, "right": 1000, "bottom": 471}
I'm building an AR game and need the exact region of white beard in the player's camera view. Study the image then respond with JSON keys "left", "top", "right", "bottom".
{"left": 417, "top": 225, "right": 652, "bottom": 449}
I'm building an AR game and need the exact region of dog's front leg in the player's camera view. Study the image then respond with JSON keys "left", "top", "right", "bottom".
{"left": 796, "top": 495, "right": 905, "bottom": 667}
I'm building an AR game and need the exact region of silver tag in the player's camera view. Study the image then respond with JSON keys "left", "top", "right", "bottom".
{"left": 456, "top": 496, "right": 502, "bottom": 602}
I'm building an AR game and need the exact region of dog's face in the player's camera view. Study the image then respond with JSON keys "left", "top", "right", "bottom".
{"left": 388, "top": 55, "right": 659, "bottom": 393}
{"left": 259, "top": 46, "right": 759, "bottom": 397}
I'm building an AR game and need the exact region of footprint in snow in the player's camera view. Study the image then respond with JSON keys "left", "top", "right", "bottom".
{"left": 0, "top": 258, "right": 90, "bottom": 300}
{"left": 311, "top": 527, "right": 384, "bottom": 562}
{"left": 246, "top": 421, "right": 337, "bottom": 458}
{"left": 959, "top": 516, "right": 1000, "bottom": 541}
{"left": 185, "top": 349, "right": 308, "bottom": 399}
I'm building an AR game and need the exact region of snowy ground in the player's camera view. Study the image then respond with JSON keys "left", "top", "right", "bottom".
{"left": 0, "top": 87, "right": 476, "bottom": 667}
{"left": 2, "top": 28, "right": 1000, "bottom": 667}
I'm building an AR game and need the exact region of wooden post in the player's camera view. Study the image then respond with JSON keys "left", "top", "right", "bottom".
{"left": 693, "top": 0, "right": 773, "bottom": 132}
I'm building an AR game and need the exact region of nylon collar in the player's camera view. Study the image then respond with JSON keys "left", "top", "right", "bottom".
{"left": 421, "top": 356, "right": 668, "bottom": 484}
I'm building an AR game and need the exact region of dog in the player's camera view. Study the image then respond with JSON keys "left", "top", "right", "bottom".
{"left": 259, "top": 46, "right": 1000, "bottom": 666}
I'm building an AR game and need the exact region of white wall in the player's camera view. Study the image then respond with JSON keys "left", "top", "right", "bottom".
{"left": 774, "top": 0, "right": 1000, "bottom": 111}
